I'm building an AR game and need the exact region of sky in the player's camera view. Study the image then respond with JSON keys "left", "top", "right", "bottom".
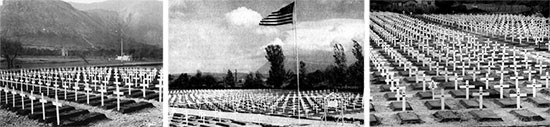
{"left": 169, "top": 0, "right": 364, "bottom": 74}
{"left": 0, "top": 0, "right": 162, "bottom": 5}
{"left": 61, "top": 0, "right": 108, "bottom": 3}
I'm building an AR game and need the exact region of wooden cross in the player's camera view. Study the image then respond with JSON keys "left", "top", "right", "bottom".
{"left": 460, "top": 80, "right": 475, "bottom": 99}
{"left": 526, "top": 79, "right": 542, "bottom": 97}
{"left": 39, "top": 93, "right": 47, "bottom": 120}
{"left": 114, "top": 84, "right": 124, "bottom": 111}
{"left": 473, "top": 87, "right": 490, "bottom": 109}
{"left": 509, "top": 88, "right": 527, "bottom": 109}
{"left": 52, "top": 94, "right": 62, "bottom": 125}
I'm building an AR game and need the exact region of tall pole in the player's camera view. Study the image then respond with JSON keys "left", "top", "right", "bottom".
{"left": 293, "top": 0, "right": 300, "bottom": 121}
{"left": 120, "top": 28, "right": 124, "bottom": 56}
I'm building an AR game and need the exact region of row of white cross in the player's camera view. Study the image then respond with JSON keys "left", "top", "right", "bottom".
{"left": 371, "top": 12, "right": 549, "bottom": 111}
{"left": 0, "top": 67, "right": 165, "bottom": 125}
{"left": 169, "top": 89, "right": 363, "bottom": 119}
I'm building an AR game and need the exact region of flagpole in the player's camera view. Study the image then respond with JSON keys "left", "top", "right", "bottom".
{"left": 293, "top": 0, "right": 300, "bottom": 121}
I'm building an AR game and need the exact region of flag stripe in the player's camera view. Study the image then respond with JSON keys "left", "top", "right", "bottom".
{"left": 264, "top": 13, "right": 292, "bottom": 19}
{"left": 259, "top": 21, "right": 293, "bottom": 26}
{"left": 259, "top": 2, "right": 294, "bottom": 26}
{"left": 261, "top": 16, "right": 293, "bottom": 22}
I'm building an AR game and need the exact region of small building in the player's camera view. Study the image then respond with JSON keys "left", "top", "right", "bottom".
{"left": 116, "top": 55, "right": 132, "bottom": 61}
{"left": 61, "top": 47, "right": 69, "bottom": 56}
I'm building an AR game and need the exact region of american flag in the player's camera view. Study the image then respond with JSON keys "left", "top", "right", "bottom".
{"left": 259, "top": 2, "right": 294, "bottom": 26}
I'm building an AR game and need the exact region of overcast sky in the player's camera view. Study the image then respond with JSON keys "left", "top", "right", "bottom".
{"left": 169, "top": 0, "right": 364, "bottom": 74}
{"left": 0, "top": 0, "right": 162, "bottom": 5}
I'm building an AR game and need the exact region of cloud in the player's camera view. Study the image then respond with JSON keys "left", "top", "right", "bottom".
{"left": 225, "top": 7, "right": 262, "bottom": 27}
{"left": 281, "top": 19, "right": 364, "bottom": 51}
{"left": 263, "top": 37, "right": 285, "bottom": 49}
{"left": 254, "top": 27, "right": 279, "bottom": 35}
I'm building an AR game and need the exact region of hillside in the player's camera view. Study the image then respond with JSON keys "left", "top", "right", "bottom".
{"left": 69, "top": 0, "right": 162, "bottom": 46}
{"left": 0, "top": 0, "right": 159, "bottom": 50}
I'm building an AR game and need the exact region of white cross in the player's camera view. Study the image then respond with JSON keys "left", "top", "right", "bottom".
{"left": 52, "top": 94, "right": 62, "bottom": 125}
{"left": 421, "top": 74, "right": 429, "bottom": 92}
{"left": 459, "top": 80, "right": 475, "bottom": 99}
{"left": 98, "top": 85, "right": 107, "bottom": 106}
{"left": 84, "top": 83, "right": 91, "bottom": 104}
{"left": 73, "top": 83, "right": 80, "bottom": 101}
{"left": 479, "top": 73, "right": 494, "bottom": 89}
{"left": 45, "top": 82, "right": 51, "bottom": 95}
{"left": 523, "top": 67, "right": 537, "bottom": 82}
{"left": 395, "top": 89, "right": 412, "bottom": 111}
{"left": 11, "top": 89, "right": 16, "bottom": 107}
{"left": 541, "top": 72, "right": 550, "bottom": 88}
{"left": 509, "top": 88, "right": 527, "bottom": 109}
{"left": 19, "top": 87, "right": 26, "bottom": 110}
{"left": 442, "top": 68, "right": 453, "bottom": 82}
{"left": 526, "top": 80, "right": 542, "bottom": 97}
{"left": 141, "top": 80, "right": 149, "bottom": 98}
{"left": 510, "top": 72, "right": 524, "bottom": 89}
{"left": 39, "top": 93, "right": 47, "bottom": 120}
{"left": 114, "top": 84, "right": 124, "bottom": 111}
{"left": 472, "top": 87, "right": 489, "bottom": 109}
{"left": 436, "top": 88, "right": 451, "bottom": 110}
{"left": 155, "top": 77, "right": 163, "bottom": 102}
{"left": 29, "top": 90, "right": 36, "bottom": 114}
{"left": 429, "top": 81, "right": 438, "bottom": 100}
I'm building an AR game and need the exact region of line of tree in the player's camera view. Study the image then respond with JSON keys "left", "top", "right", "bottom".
{"left": 1, "top": 38, "right": 23, "bottom": 69}
{"left": 169, "top": 39, "right": 364, "bottom": 90}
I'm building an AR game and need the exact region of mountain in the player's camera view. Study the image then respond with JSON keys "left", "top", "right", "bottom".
{"left": 256, "top": 50, "right": 358, "bottom": 74}
{"left": 0, "top": 0, "right": 159, "bottom": 50}
{"left": 69, "top": 0, "right": 162, "bottom": 46}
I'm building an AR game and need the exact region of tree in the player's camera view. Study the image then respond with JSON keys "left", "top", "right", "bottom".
{"left": 299, "top": 61, "right": 309, "bottom": 89}
{"left": 349, "top": 40, "right": 364, "bottom": 87}
{"left": 171, "top": 73, "right": 190, "bottom": 89}
{"left": 265, "top": 45, "right": 286, "bottom": 88}
{"left": 224, "top": 70, "right": 235, "bottom": 88}
{"left": 189, "top": 70, "right": 203, "bottom": 88}
{"left": 332, "top": 42, "right": 347, "bottom": 87}
{"left": 203, "top": 75, "right": 217, "bottom": 88}
{"left": 1, "top": 38, "right": 23, "bottom": 69}
{"left": 244, "top": 73, "right": 255, "bottom": 89}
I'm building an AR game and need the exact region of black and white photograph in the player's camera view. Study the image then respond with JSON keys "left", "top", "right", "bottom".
{"left": 370, "top": 0, "right": 550, "bottom": 126}
{"left": 167, "top": 0, "right": 364, "bottom": 126}
{"left": 0, "top": 0, "right": 164, "bottom": 126}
